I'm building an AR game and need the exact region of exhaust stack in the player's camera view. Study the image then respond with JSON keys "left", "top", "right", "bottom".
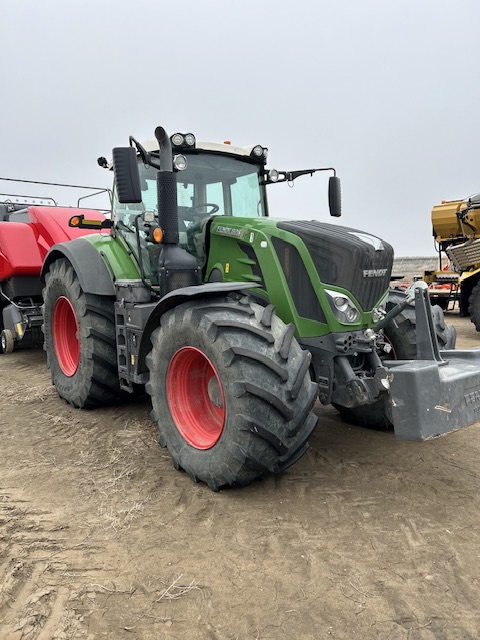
{"left": 153, "top": 127, "right": 200, "bottom": 294}
{"left": 155, "top": 127, "right": 179, "bottom": 245}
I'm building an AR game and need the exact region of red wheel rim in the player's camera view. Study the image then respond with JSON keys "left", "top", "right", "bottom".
{"left": 53, "top": 296, "right": 80, "bottom": 376}
{"left": 166, "top": 347, "right": 225, "bottom": 449}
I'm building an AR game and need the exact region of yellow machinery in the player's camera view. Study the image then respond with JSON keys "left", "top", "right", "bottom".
{"left": 424, "top": 192, "right": 480, "bottom": 329}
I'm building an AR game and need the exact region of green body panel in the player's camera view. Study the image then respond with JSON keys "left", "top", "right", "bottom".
{"left": 205, "top": 217, "right": 380, "bottom": 338}
{"left": 82, "top": 233, "right": 142, "bottom": 281}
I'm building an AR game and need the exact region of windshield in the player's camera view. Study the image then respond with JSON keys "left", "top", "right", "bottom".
{"left": 113, "top": 152, "right": 267, "bottom": 282}
{"left": 144, "top": 151, "right": 266, "bottom": 218}
{"left": 114, "top": 152, "right": 266, "bottom": 228}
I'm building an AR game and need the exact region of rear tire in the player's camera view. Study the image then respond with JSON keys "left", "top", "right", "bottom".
{"left": 43, "top": 258, "right": 120, "bottom": 408}
{"left": 468, "top": 281, "right": 480, "bottom": 331}
{"left": 146, "top": 295, "right": 318, "bottom": 490}
{"left": 334, "top": 289, "right": 456, "bottom": 429}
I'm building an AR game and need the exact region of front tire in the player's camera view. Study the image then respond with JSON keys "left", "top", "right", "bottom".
{"left": 384, "top": 289, "right": 456, "bottom": 355}
{"left": 43, "top": 258, "right": 120, "bottom": 408}
{"left": 146, "top": 295, "right": 318, "bottom": 490}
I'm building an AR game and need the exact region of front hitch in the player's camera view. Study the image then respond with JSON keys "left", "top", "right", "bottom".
{"left": 385, "top": 286, "right": 480, "bottom": 440}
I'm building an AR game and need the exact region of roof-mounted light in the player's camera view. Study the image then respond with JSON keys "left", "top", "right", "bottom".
{"left": 250, "top": 145, "right": 268, "bottom": 163}
{"left": 171, "top": 133, "right": 184, "bottom": 147}
{"left": 171, "top": 132, "right": 196, "bottom": 150}
{"left": 184, "top": 133, "right": 195, "bottom": 147}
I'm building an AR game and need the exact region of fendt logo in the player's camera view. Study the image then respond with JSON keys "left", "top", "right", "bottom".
{"left": 363, "top": 269, "right": 388, "bottom": 278}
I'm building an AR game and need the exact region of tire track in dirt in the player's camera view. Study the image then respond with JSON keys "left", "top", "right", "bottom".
{"left": 0, "top": 491, "right": 86, "bottom": 638}
{"left": 0, "top": 487, "right": 125, "bottom": 639}
{"left": 0, "top": 352, "right": 157, "bottom": 639}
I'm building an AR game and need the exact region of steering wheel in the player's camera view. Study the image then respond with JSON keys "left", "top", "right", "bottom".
{"left": 184, "top": 203, "right": 219, "bottom": 221}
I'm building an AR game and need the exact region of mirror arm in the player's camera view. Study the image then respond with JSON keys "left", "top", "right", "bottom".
{"left": 263, "top": 167, "right": 337, "bottom": 185}
{"left": 287, "top": 167, "right": 336, "bottom": 181}
{"left": 129, "top": 136, "right": 161, "bottom": 170}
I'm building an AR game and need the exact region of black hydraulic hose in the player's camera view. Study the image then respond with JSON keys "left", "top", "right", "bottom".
{"left": 372, "top": 297, "right": 411, "bottom": 334}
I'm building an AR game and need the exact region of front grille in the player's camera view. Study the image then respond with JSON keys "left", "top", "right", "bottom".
{"left": 277, "top": 221, "right": 393, "bottom": 311}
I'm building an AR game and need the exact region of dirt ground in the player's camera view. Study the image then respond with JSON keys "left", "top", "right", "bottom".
{"left": 1, "top": 310, "right": 479, "bottom": 640}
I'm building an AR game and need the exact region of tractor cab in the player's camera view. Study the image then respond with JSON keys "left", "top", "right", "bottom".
{"left": 103, "top": 131, "right": 341, "bottom": 290}
{"left": 110, "top": 136, "right": 270, "bottom": 283}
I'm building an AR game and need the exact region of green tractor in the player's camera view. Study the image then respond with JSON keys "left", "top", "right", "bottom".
{"left": 41, "top": 126, "right": 480, "bottom": 490}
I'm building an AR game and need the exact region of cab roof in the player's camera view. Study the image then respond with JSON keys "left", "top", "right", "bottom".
{"left": 141, "top": 138, "right": 261, "bottom": 158}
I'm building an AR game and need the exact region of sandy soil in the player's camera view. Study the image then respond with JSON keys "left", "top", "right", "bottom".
{"left": 1, "top": 310, "right": 479, "bottom": 640}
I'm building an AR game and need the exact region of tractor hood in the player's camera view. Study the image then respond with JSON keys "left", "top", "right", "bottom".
{"left": 277, "top": 220, "right": 394, "bottom": 312}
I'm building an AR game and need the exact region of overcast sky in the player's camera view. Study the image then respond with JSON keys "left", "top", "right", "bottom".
{"left": 2, "top": 0, "right": 479, "bottom": 256}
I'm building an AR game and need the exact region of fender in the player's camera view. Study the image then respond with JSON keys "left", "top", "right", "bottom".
{"left": 41, "top": 238, "right": 116, "bottom": 296}
{"left": 137, "top": 282, "right": 257, "bottom": 371}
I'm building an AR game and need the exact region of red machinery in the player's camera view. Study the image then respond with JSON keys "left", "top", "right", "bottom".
{"left": 0, "top": 178, "right": 109, "bottom": 352}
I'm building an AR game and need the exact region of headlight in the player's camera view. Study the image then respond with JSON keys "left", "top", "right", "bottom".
{"left": 325, "top": 289, "right": 361, "bottom": 324}
{"left": 173, "top": 154, "right": 188, "bottom": 171}
{"left": 334, "top": 296, "right": 349, "bottom": 309}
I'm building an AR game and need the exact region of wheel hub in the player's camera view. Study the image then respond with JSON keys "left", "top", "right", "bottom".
{"left": 166, "top": 346, "right": 225, "bottom": 449}
{"left": 53, "top": 296, "right": 80, "bottom": 376}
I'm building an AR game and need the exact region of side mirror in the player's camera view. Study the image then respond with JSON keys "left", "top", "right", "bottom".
{"left": 112, "top": 147, "right": 142, "bottom": 203}
{"left": 328, "top": 176, "right": 341, "bottom": 217}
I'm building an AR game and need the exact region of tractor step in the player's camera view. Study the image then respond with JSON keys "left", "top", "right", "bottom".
{"left": 387, "top": 349, "right": 480, "bottom": 440}
{"left": 114, "top": 298, "right": 154, "bottom": 392}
